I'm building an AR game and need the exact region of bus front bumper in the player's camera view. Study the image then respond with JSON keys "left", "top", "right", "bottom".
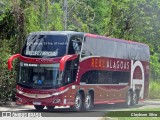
{"left": 16, "top": 93, "right": 73, "bottom": 107}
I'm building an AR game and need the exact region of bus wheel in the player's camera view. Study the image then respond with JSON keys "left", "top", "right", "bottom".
{"left": 132, "top": 91, "right": 139, "bottom": 105}
{"left": 125, "top": 92, "right": 132, "bottom": 107}
{"left": 84, "top": 94, "right": 92, "bottom": 110}
{"left": 34, "top": 105, "right": 45, "bottom": 111}
{"left": 46, "top": 106, "right": 55, "bottom": 111}
{"left": 72, "top": 92, "right": 82, "bottom": 111}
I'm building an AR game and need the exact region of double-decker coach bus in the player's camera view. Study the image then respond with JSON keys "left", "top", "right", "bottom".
{"left": 8, "top": 31, "right": 150, "bottom": 111}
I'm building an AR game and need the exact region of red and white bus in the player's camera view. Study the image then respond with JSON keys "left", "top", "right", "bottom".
{"left": 8, "top": 31, "right": 150, "bottom": 111}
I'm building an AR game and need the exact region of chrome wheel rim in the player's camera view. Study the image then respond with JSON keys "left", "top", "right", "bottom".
{"left": 133, "top": 93, "right": 137, "bottom": 104}
{"left": 127, "top": 93, "right": 131, "bottom": 106}
{"left": 85, "top": 95, "right": 91, "bottom": 109}
{"left": 75, "top": 95, "right": 81, "bottom": 109}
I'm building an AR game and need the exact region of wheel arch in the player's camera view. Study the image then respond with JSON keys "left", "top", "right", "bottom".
{"left": 78, "top": 88, "right": 85, "bottom": 102}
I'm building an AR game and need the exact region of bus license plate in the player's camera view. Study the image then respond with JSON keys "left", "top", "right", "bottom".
{"left": 33, "top": 102, "right": 41, "bottom": 105}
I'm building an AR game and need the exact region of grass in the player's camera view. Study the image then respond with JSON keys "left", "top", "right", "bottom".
{"left": 149, "top": 81, "right": 160, "bottom": 99}
{"left": 103, "top": 108, "right": 160, "bottom": 120}
{"left": 102, "top": 116, "right": 160, "bottom": 120}
{"left": 104, "top": 117, "right": 160, "bottom": 120}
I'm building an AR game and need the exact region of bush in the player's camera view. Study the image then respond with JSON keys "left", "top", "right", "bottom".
{"left": 149, "top": 80, "right": 160, "bottom": 99}
{"left": 0, "top": 40, "right": 16, "bottom": 102}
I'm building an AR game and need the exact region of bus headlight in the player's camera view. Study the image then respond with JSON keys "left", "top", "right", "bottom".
{"left": 17, "top": 89, "right": 24, "bottom": 94}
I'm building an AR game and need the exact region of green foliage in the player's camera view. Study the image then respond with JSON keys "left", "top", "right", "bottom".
{"left": 0, "top": 0, "right": 17, "bottom": 40}
{"left": 149, "top": 81, "right": 160, "bottom": 99}
{"left": 0, "top": 10, "right": 16, "bottom": 40}
{"left": 150, "top": 53, "right": 160, "bottom": 81}
{"left": 0, "top": 40, "right": 16, "bottom": 102}
{"left": 67, "top": 0, "right": 95, "bottom": 32}
{"left": 24, "top": 0, "right": 63, "bottom": 33}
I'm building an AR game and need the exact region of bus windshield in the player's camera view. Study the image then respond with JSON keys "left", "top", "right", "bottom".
{"left": 22, "top": 34, "right": 68, "bottom": 58}
{"left": 18, "top": 62, "right": 63, "bottom": 89}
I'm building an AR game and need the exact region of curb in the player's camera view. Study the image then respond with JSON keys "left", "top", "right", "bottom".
{"left": 0, "top": 102, "right": 16, "bottom": 107}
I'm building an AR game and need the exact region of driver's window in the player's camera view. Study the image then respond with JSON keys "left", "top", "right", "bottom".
{"left": 68, "top": 35, "right": 82, "bottom": 54}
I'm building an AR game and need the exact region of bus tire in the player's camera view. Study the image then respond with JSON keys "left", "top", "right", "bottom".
{"left": 72, "top": 92, "right": 83, "bottom": 111}
{"left": 46, "top": 106, "right": 55, "bottom": 111}
{"left": 132, "top": 91, "right": 139, "bottom": 105}
{"left": 125, "top": 92, "right": 132, "bottom": 107}
{"left": 84, "top": 93, "right": 92, "bottom": 110}
{"left": 34, "top": 105, "right": 45, "bottom": 111}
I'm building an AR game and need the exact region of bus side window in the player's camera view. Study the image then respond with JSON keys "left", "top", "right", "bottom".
{"left": 80, "top": 72, "right": 88, "bottom": 84}
{"left": 106, "top": 72, "right": 112, "bottom": 84}
{"left": 71, "top": 59, "right": 79, "bottom": 81}
{"left": 68, "top": 35, "right": 82, "bottom": 54}
{"left": 64, "top": 60, "right": 78, "bottom": 85}
{"left": 112, "top": 71, "right": 130, "bottom": 84}
{"left": 80, "top": 70, "right": 98, "bottom": 84}
{"left": 64, "top": 70, "right": 71, "bottom": 84}
{"left": 73, "top": 40, "right": 82, "bottom": 54}
{"left": 112, "top": 72, "right": 120, "bottom": 84}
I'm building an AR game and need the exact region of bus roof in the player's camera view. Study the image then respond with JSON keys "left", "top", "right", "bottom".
{"left": 29, "top": 31, "right": 148, "bottom": 47}
{"left": 85, "top": 33, "right": 149, "bottom": 47}
{"left": 84, "top": 33, "right": 150, "bottom": 61}
{"left": 30, "top": 31, "right": 84, "bottom": 36}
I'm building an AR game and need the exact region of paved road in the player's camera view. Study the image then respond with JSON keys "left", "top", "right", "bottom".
{"left": 0, "top": 100, "right": 160, "bottom": 117}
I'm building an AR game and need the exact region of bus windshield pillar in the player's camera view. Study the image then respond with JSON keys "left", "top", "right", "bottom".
{"left": 60, "top": 54, "right": 78, "bottom": 71}
{"left": 8, "top": 54, "right": 21, "bottom": 70}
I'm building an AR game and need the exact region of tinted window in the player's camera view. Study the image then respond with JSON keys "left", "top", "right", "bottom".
{"left": 128, "top": 44, "right": 150, "bottom": 61}
{"left": 116, "top": 42, "right": 128, "bottom": 59}
{"left": 81, "top": 37, "right": 97, "bottom": 57}
{"left": 112, "top": 71, "right": 130, "bottom": 84}
{"left": 80, "top": 70, "right": 98, "bottom": 84}
{"left": 80, "top": 70, "right": 130, "bottom": 84}
{"left": 81, "top": 36, "right": 150, "bottom": 61}
{"left": 63, "top": 59, "right": 79, "bottom": 85}
{"left": 68, "top": 35, "right": 83, "bottom": 54}
{"left": 22, "top": 34, "right": 68, "bottom": 58}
